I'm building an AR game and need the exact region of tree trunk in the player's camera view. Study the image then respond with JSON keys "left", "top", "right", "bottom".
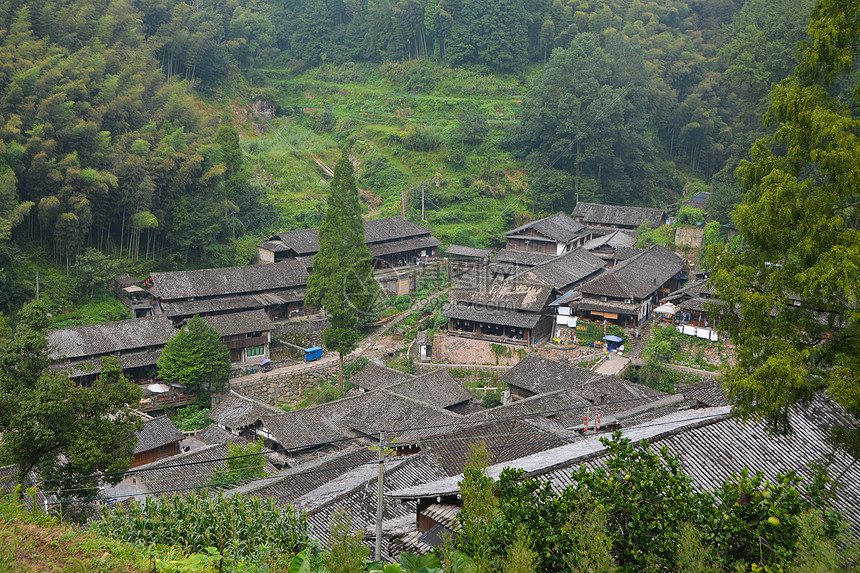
{"left": 338, "top": 352, "right": 344, "bottom": 392}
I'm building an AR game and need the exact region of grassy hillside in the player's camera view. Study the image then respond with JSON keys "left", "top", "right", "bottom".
{"left": 241, "top": 61, "right": 538, "bottom": 248}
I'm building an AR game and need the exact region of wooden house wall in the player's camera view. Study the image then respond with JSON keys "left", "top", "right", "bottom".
{"left": 130, "top": 444, "right": 179, "bottom": 469}
{"left": 506, "top": 237, "right": 557, "bottom": 254}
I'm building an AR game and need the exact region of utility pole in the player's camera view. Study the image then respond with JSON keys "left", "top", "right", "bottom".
{"left": 375, "top": 431, "right": 384, "bottom": 561}
{"left": 421, "top": 184, "right": 425, "bottom": 221}
{"left": 35, "top": 272, "right": 39, "bottom": 300}
{"left": 401, "top": 187, "right": 407, "bottom": 219}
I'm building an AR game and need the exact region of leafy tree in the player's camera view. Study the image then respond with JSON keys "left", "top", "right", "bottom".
{"left": 74, "top": 248, "right": 117, "bottom": 298}
{"left": 512, "top": 33, "right": 678, "bottom": 209}
{"left": 710, "top": 0, "right": 860, "bottom": 449}
{"left": 171, "top": 405, "right": 212, "bottom": 431}
{"left": 452, "top": 433, "right": 850, "bottom": 572}
{"left": 305, "top": 149, "right": 379, "bottom": 390}
{"left": 209, "top": 439, "right": 266, "bottom": 489}
{"left": 0, "top": 300, "right": 143, "bottom": 520}
{"left": 157, "top": 315, "right": 231, "bottom": 399}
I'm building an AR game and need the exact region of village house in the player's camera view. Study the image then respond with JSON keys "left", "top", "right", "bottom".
{"left": 200, "top": 309, "right": 275, "bottom": 363}
{"left": 581, "top": 230, "right": 641, "bottom": 267}
{"left": 257, "top": 217, "right": 441, "bottom": 270}
{"left": 48, "top": 315, "right": 177, "bottom": 385}
{"left": 442, "top": 278, "right": 554, "bottom": 346}
{"left": 572, "top": 201, "right": 667, "bottom": 230}
{"left": 445, "top": 244, "right": 493, "bottom": 277}
{"left": 500, "top": 355, "right": 601, "bottom": 401}
{"left": 49, "top": 309, "right": 277, "bottom": 388}
{"left": 503, "top": 212, "right": 590, "bottom": 255}
{"left": 131, "top": 415, "right": 185, "bottom": 468}
{"left": 514, "top": 247, "right": 605, "bottom": 293}
{"left": 206, "top": 390, "right": 290, "bottom": 456}
{"left": 144, "top": 260, "right": 310, "bottom": 323}
{"left": 661, "top": 277, "right": 716, "bottom": 328}
{"left": 556, "top": 244, "right": 685, "bottom": 327}
{"left": 486, "top": 248, "right": 559, "bottom": 281}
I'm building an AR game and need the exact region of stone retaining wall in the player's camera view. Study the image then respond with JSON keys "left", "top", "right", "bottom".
{"left": 230, "top": 362, "right": 339, "bottom": 406}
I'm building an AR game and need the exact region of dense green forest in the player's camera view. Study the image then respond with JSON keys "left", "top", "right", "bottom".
{"left": 0, "top": 0, "right": 817, "bottom": 319}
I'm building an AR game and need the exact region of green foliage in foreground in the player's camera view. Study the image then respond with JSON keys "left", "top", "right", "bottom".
{"left": 451, "top": 435, "right": 852, "bottom": 573}
{"left": 95, "top": 491, "right": 311, "bottom": 561}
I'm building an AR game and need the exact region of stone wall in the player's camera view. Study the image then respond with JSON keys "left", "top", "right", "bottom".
{"left": 230, "top": 363, "right": 339, "bottom": 406}
{"left": 675, "top": 226, "right": 704, "bottom": 249}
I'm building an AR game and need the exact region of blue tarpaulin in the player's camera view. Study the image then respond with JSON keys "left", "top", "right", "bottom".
{"left": 603, "top": 335, "right": 623, "bottom": 343}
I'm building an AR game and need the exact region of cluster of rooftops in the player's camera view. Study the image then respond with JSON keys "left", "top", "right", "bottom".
{"left": 65, "top": 355, "right": 860, "bottom": 560}
{"left": 47, "top": 202, "right": 697, "bottom": 385}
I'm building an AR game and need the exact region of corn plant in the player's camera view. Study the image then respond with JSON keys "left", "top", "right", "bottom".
{"left": 93, "top": 491, "right": 310, "bottom": 561}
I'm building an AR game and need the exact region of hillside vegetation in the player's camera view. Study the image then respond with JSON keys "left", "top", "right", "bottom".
{"left": 0, "top": 0, "right": 817, "bottom": 318}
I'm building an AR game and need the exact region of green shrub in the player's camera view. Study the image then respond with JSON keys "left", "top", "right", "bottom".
{"left": 171, "top": 406, "right": 212, "bottom": 431}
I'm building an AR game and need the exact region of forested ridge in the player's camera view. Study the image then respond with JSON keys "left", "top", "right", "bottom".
{"left": 0, "top": 0, "right": 816, "bottom": 318}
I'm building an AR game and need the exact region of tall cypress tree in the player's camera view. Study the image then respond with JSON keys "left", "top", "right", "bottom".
{"left": 305, "top": 149, "right": 379, "bottom": 390}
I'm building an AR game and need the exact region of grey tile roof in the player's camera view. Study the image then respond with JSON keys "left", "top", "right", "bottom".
{"left": 390, "top": 399, "right": 860, "bottom": 539}
{"left": 208, "top": 391, "right": 286, "bottom": 430}
{"left": 263, "top": 404, "right": 349, "bottom": 451}
{"left": 340, "top": 391, "right": 465, "bottom": 444}
{"left": 516, "top": 247, "right": 605, "bottom": 291}
{"left": 418, "top": 418, "right": 570, "bottom": 475}
{"left": 504, "top": 213, "right": 585, "bottom": 243}
{"left": 446, "top": 245, "right": 493, "bottom": 259}
{"left": 388, "top": 407, "right": 733, "bottom": 498}
{"left": 48, "top": 316, "right": 177, "bottom": 360}
{"left": 148, "top": 261, "right": 308, "bottom": 300}
{"left": 490, "top": 248, "right": 559, "bottom": 270}
{"left": 131, "top": 443, "right": 278, "bottom": 497}
{"left": 571, "top": 375, "right": 668, "bottom": 416}
{"left": 500, "top": 355, "right": 600, "bottom": 394}
{"left": 613, "top": 247, "right": 645, "bottom": 261}
{"left": 52, "top": 348, "right": 163, "bottom": 378}
{"left": 348, "top": 362, "right": 413, "bottom": 392}
{"left": 449, "top": 278, "right": 553, "bottom": 313}
{"left": 369, "top": 235, "right": 441, "bottom": 258}
{"left": 364, "top": 217, "right": 436, "bottom": 244}
{"left": 442, "top": 305, "right": 542, "bottom": 329}
{"left": 135, "top": 416, "right": 185, "bottom": 454}
{"left": 227, "top": 447, "right": 377, "bottom": 505}
{"left": 304, "top": 454, "right": 448, "bottom": 549}
{"left": 678, "top": 379, "right": 728, "bottom": 407}
{"left": 200, "top": 309, "right": 275, "bottom": 338}
{"left": 583, "top": 230, "right": 637, "bottom": 251}
{"left": 386, "top": 369, "right": 474, "bottom": 409}
{"left": 263, "top": 218, "right": 437, "bottom": 257}
{"left": 195, "top": 424, "right": 250, "bottom": 445}
{"left": 266, "top": 385, "right": 469, "bottom": 450}
{"left": 271, "top": 228, "right": 320, "bottom": 255}
{"left": 476, "top": 388, "right": 593, "bottom": 429}
{"left": 572, "top": 202, "right": 666, "bottom": 228}
{"left": 161, "top": 287, "right": 306, "bottom": 318}
{"left": 579, "top": 244, "right": 684, "bottom": 300}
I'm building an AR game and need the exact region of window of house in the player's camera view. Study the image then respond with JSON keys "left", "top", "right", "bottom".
{"left": 247, "top": 345, "right": 265, "bottom": 357}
